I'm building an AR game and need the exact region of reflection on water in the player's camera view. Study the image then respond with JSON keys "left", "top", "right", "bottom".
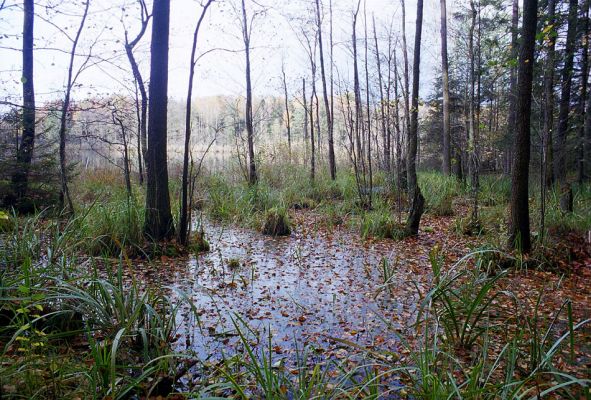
{"left": 169, "top": 218, "right": 418, "bottom": 366}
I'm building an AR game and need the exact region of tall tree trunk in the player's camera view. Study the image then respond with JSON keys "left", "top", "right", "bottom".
{"left": 144, "top": 0, "right": 174, "bottom": 240}
{"left": 555, "top": 0, "right": 579, "bottom": 211}
{"left": 585, "top": 38, "right": 591, "bottom": 183}
{"left": 406, "top": 0, "right": 425, "bottom": 235}
{"left": 124, "top": 0, "right": 150, "bottom": 185}
{"left": 241, "top": 0, "right": 257, "bottom": 185}
{"left": 303, "top": 78, "right": 309, "bottom": 159}
{"left": 113, "top": 113, "right": 132, "bottom": 198}
{"left": 352, "top": 2, "right": 368, "bottom": 206}
{"left": 12, "top": 0, "right": 35, "bottom": 205}
{"left": 400, "top": 0, "right": 411, "bottom": 147}
{"left": 468, "top": 0, "right": 479, "bottom": 220}
{"left": 393, "top": 47, "right": 403, "bottom": 222}
{"left": 439, "top": 0, "right": 451, "bottom": 175}
{"left": 310, "top": 84, "right": 316, "bottom": 181}
{"left": 281, "top": 61, "right": 292, "bottom": 156}
{"left": 315, "top": 0, "right": 336, "bottom": 180}
{"left": 578, "top": 0, "right": 590, "bottom": 183}
{"left": 542, "top": 0, "right": 556, "bottom": 192}
{"left": 364, "top": 5, "right": 373, "bottom": 208}
{"left": 179, "top": 0, "right": 214, "bottom": 246}
{"left": 133, "top": 80, "right": 144, "bottom": 185}
{"left": 509, "top": 0, "right": 538, "bottom": 252}
{"left": 58, "top": 0, "right": 89, "bottom": 214}
{"left": 506, "top": 0, "right": 519, "bottom": 176}
{"left": 373, "top": 16, "right": 390, "bottom": 173}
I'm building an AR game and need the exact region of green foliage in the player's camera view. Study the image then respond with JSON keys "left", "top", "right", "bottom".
{"left": 261, "top": 207, "right": 291, "bottom": 236}
{"left": 419, "top": 171, "right": 461, "bottom": 216}
{"left": 0, "top": 210, "right": 12, "bottom": 232}
{"left": 0, "top": 254, "right": 199, "bottom": 399}
{"left": 544, "top": 183, "right": 591, "bottom": 234}
{"left": 81, "top": 193, "right": 145, "bottom": 257}
{"left": 403, "top": 247, "right": 591, "bottom": 399}
{"left": 358, "top": 209, "right": 407, "bottom": 240}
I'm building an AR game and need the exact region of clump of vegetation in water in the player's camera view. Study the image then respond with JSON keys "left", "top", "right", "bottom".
{"left": 455, "top": 216, "right": 484, "bottom": 236}
{"left": 0, "top": 210, "right": 13, "bottom": 232}
{"left": 190, "top": 227, "right": 210, "bottom": 253}
{"left": 261, "top": 207, "right": 291, "bottom": 236}
{"left": 227, "top": 258, "right": 241, "bottom": 269}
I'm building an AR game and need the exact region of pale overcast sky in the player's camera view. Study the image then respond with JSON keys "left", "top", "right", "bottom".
{"left": 0, "top": 0, "right": 472, "bottom": 106}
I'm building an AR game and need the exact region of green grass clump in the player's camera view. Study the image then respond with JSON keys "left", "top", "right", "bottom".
{"left": 190, "top": 228, "right": 210, "bottom": 253}
{"left": 419, "top": 171, "right": 461, "bottom": 216}
{"left": 544, "top": 183, "right": 591, "bottom": 234}
{"left": 358, "top": 210, "right": 407, "bottom": 240}
{"left": 0, "top": 210, "right": 12, "bottom": 232}
{"left": 479, "top": 175, "right": 511, "bottom": 206}
{"left": 261, "top": 207, "right": 291, "bottom": 236}
{"left": 81, "top": 193, "right": 144, "bottom": 257}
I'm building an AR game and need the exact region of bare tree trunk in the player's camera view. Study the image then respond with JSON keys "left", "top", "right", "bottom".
{"left": 505, "top": 0, "right": 519, "bottom": 176}
{"left": 315, "top": 0, "right": 336, "bottom": 180}
{"left": 555, "top": 0, "right": 578, "bottom": 212}
{"left": 373, "top": 16, "right": 389, "bottom": 173}
{"left": 440, "top": 0, "right": 451, "bottom": 175}
{"left": 406, "top": 0, "right": 425, "bottom": 235}
{"left": 542, "top": 0, "right": 556, "bottom": 200}
{"left": 144, "top": 0, "right": 175, "bottom": 240}
{"left": 241, "top": 0, "right": 257, "bottom": 185}
{"left": 400, "top": 0, "right": 411, "bottom": 149}
{"left": 124, "top": 0, "right": 150, "bottom": 185}
{"left": 578, "top": 0, "right": 590, "bottom": 183}
{"left": 133, "top": 80, "right": 144, "bottom": 185}
{"left": 509, "top": 0, "right": 538, "bottom": 252}
{"left": 281, "top": 61, "right": 292, "bottom": 156}
{"left": 393, "top": 46, "right": 403, "bottom": 222}
{"left": 113, "top": 112, "right": 132, "bottom": 197}
{"left": 310, "top": 84, "right": 316, "bottom": 181}
{"left": 12, "top": 0, "right": 35, "bottom": 205}
{"left": 179, "top": 0, "right": 214, "bottom": 246}
{"left": 468, "top": 0, "right": 479, "bottom": 220}
{"left": 352, "top": 1, "right": 368, "bottom": 206}
{"left": 58, "top": 0, "right": 89, "bottom": 214}
{"left": 364, "top": 4, "right": 373, "bottom": 208}
{"left": 303, "top": 78, "right": 309, "bottom": 161}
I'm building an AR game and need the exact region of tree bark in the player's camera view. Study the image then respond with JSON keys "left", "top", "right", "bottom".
{"left": 555, "top": 0, "right": 578, "bottom": 207}
{"left": 405, "top": 0, "right": 425, "bottom": 235}
{"left": 241, "top": 0, "right": 257, "bottom": 185}
{"left": 373, "top": 16, "right": 390, "bottom": 173}
{"left": 281, "top": 61, "right": 292, "bottom": 156}
{"left": 12, "top": 0, "right": 35, "bottom": 205}
{"left": 542, "top": 0, "right": 556, "bottom": 191}
{"left": 144, "top": 0, "right": 175, "bottom": 240}
{"left": 439, "top": 0, "right": 451, "bottom": 175}
{"left": 509, "top": 0, "right": 538, "bottom": 252}
{"left": 179, "top": 0, "right": 214, "bottom": 246}
{"left": 315, "top": 0, "right": 336, "bottom": 180}
{"left": 123, "top": 0, "right": 150, "bottom": 185}
{"left": 578, "top": 0, "right": 590, "bottom": 183}
{"left": 505, "top": 0, "right": 519, "bottom": 176}
{"left": 58, "top": 0, "right": 89, "bottom": 214}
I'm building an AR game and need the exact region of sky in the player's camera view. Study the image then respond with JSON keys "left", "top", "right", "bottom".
{"left": 0, "top": 0, "right": 460, "bottom": 107}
